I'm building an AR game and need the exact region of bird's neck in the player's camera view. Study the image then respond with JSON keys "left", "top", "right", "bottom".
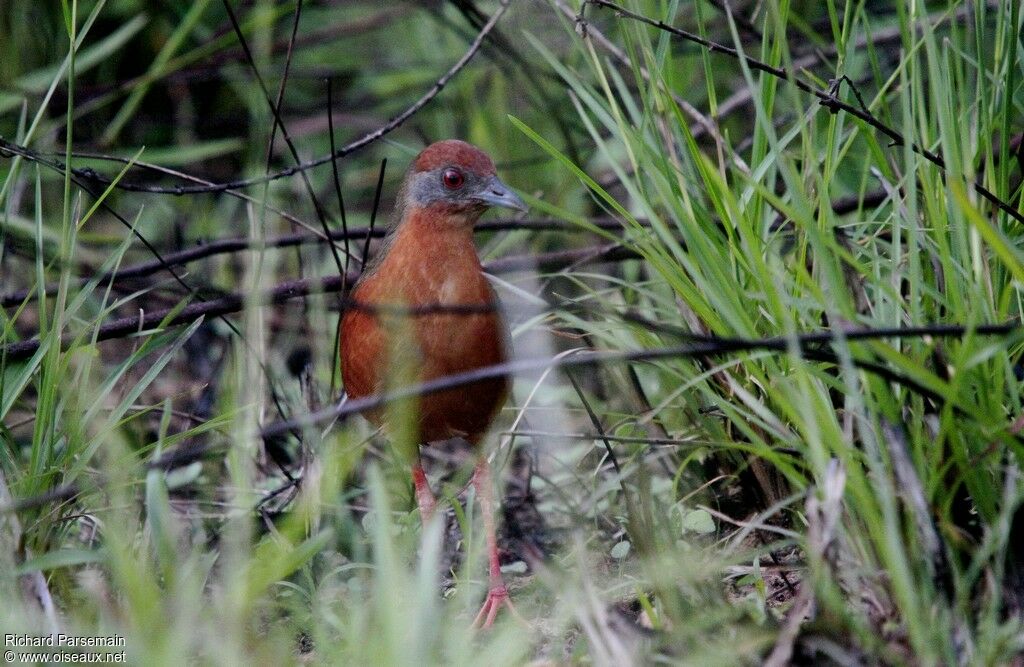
{"left": 363, "top": 208, "right": 487, "bottom": 299}
{"left": 401, "top": 204, "right": 481, "bottom": 235}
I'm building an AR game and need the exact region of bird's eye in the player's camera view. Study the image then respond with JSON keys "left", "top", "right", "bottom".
{"left": 442, "top": 168, "right": 465, "bottom": 189}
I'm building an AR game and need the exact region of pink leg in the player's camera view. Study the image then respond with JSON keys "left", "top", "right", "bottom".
{"left": 470, "top": 457, "right": 524, "bottom": 629}
{"left": 412, "top": 463, "right": 436, "bottom": 524}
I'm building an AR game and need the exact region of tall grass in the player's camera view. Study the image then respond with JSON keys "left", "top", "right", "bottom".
{"left": 2, "top": 0, "right": 1023, "bottom": 664}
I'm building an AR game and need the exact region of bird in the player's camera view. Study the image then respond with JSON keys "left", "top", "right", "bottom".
{"left": 339, "top": 139, "right": 527, "bottom": 628}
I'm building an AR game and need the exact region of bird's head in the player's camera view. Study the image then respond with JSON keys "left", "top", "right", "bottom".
{"left": 400, "top": 140, "right": 527, "bottom": 226}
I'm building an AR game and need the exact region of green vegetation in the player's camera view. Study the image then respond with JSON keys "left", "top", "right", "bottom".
{"left": 2, "top": 0, "right": 1024, "bottom": 663}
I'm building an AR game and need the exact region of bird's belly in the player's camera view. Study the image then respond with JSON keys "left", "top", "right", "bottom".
{"left": 340, "top": 289, "right": 509, "bottom": 445}
{"left": 412, "top": 310, "right": 509, "bottom": 443}
{"left": 417, "top": 310, "right": 506, "bottom": 373}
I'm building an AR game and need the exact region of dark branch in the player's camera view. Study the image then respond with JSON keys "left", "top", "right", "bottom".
{"left": 258, "top": 321, "right": 1022, "bottom": 441}
{"left": 5, "top": 182, "right": 895, "bottom": 309}
{"left": 0, "top": 218, "right": 636, "bottom": 308}
{"left": 223, "top": 0, "right": 349, "bottom": 276}
{"left": 0, "top": 243, "right": 641, "bottom": 361}
{"left": 5, "top": 321, "right": 1019, "bottom": 512}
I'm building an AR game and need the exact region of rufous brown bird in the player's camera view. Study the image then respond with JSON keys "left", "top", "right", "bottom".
{"left": 339, "top": 140, "right": 527, "bottom": 628}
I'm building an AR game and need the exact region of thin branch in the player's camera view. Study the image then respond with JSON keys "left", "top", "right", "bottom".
{"left": 18, "top": 238, "right": 993, "bottom": 381}
{"left": 0, "top": 483, "right": 80, "bottom": 514}
{"left": 362, "top": 159, "right": 387, "bottom": 271}
{"left": 707, "top": 1, "right": 991, "bottom": 137}
{"left": 0, "top": 243, "right": 641, "bottom": 361}
{"left": 258, "top": 321, "right": 1022, "bottom": 441}
{"left": 0, "top": 0, "right": 513, "bottom": 197}
{"left": 566, "top": 371, "right": 623, "bottom": 477}
{"left": 5, "top": 180, "right": 894, "bottom": 310}
{"left": 224, "top": 0, "right": 348, "bottom": 277}
{"left": 0, "top": 137, "right": 322, "bottom": 239}
{"left": 582, "top": 0, "right": 1024, "bottom": 225}
{"left": 0, "top": 218, "right": 634, "bottom": 308}
{"left": 326, "top": 77, "right": 352, "bottom": 285}
{"left": 499, "top": 429, "right": 716, "bottom": 449}
{"left": 554, "top": 0, "right": 746, "bottom": 173}
{"left": 264, "top": 0, "right": 304, "bottom": 168}
{"left": 5, "top": 322, "right": 1020, "bottom": 512}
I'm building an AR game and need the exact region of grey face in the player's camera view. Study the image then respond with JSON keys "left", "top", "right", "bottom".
{"left": 406, "top": 166, "right": 527, "bottom": 213}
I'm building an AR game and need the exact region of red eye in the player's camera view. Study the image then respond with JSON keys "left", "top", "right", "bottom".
{"left": 442, "top": 168, "right": 464, "bottom": 189}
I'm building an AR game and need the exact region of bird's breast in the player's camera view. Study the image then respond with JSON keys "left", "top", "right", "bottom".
{"left": 339, "top": 217, "right": 509, "bottom": 443}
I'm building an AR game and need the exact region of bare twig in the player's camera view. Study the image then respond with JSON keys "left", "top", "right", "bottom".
{"left": 498, "top": 429, "right": 711, "bottom": 449}
{"left": 326, "top": 77, "right": 352, "bottom": 285}
{"left": 583, "top": 0, "right": 1024, "bottom": 224}
{"left": 708, "top": 2, "right": 991, "bottom": 137}
{"left": 0, "top": 137, "right": 322, "bottom": 239}
{"left": 0, "top": 218, "right": 635, "bottom": 308}
{"left": 555, "top": 0, "right": 750, "bottom": 175}
{"left": 5, "top": 324, "right": 1021, "bottom": 512}
{"left": 0, "top": 0, "right": 513, "bottom": 197}
{"left": 224, "top": 0, "right": 348, "bottom": 277}
{"left": 2, "top": 182, "right": 890, "bottom": 309}
{"left": 565, "top": 372, "right": 622, "bottom": 477}
{"left": 362, "top": 159, "right": 388, "bottom": 271}
{"left": 0, "top": 243, "right": 641, "bottom": 361}
{"left": 257, "top": 322, "right": 1022, "bottom": 441}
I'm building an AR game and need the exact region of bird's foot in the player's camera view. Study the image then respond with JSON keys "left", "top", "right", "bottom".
{"left": 471, "top": 584, "right": 524, "bottom": 629}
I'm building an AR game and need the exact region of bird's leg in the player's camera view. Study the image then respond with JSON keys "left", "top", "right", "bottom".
{"left": 470, "top": 457, "right": 523, "bottom": 629}
{"left": 412, "top": 459, "right": 436, "bottom": 524}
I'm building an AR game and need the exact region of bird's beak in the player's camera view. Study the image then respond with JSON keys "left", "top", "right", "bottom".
{"left": 473, "top": 175, "right": 528, "bottom": 212}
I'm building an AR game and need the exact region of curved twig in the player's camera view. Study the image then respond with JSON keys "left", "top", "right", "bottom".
{"left": 0, "top": 0, "right": 513, "bottom": 197}
{"left": 581, "top": 0, "right": 1024, "bottom": 225}
{"left": 0, "top": 243, "right": 640, "bottom": 361}
{"left": 258, "top": 321, "right": 1022, "bottom": 440}
{"left": 0, "top": 218, "right": 637, "bottom": 308}
{"left": 5, "top": 184, "right": 891, "bottom": 309}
